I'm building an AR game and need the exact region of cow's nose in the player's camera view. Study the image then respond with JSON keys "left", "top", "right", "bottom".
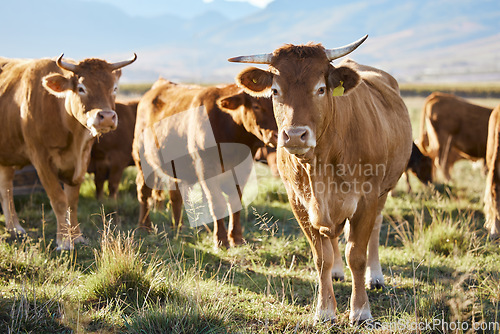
{"left": 96, "top": 110, "right": 118, "bottom": 129}
{"left": 279, "top": 126, "right": 311, "bottom": 147}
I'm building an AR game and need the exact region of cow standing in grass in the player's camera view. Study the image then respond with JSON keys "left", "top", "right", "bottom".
{"left": 133, "top": 79, "right": 277, "bottom": 248}
{"left": 0, "top": 54, "right": 136, "bottom": 249}
{"left": 88, "top": 100, "right": 138, "bottom": 199}
{"left": 483, "top": 104, "right": 500, "bottom": 239}
{"left": 419, "top": 92, "right": 492, "bottom": 181}
{"left": 229, "top": 36, "right": 412, "bottom": 323}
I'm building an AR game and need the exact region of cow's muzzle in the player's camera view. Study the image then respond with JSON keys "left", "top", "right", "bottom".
{"left": 262, "top": 130, "right": 279, "bottom": 148}
{"left": 278, "top": 126, "right": 316, "bottom": 155}
{"left": 88, "top": 110, "right": 118, "bottom": 136}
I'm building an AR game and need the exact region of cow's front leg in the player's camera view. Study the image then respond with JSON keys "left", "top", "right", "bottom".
{"left": 346, "top": 199, "right": 378, "bottom": 324}
{"left": 227, "top": 184, "right": 244, "bottom": 247}
{"left": 64, "top": 183, "right": 86, "bottom": 246}
{"left": 289, "top": 194, "right": 337, "bottom": 322}
{"left": 31, "top": 160, "right": 72, "bottom": 250}
{"left": 312, "top": 231, "right": 336, "bottom": 323}
{"left": 0, "top": 165, "right": 25, "bottom": 235}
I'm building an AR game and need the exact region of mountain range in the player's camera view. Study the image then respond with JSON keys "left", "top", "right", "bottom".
{"left": 1, "top": 0, "right": 499, "bottom": 83}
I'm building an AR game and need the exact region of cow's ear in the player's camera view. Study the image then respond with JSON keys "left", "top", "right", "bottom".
{"left": 217, "top": 93, "right": 244, "bottom": 112}
{"left": 236, "top": 67, "right": 273, "bottom": 97}
{"left": 328, "top": 66, "right": 360, "bottom": 95}
{"left": 113, "top": 69, "right": 122, "bottom": 80}
{"left": 42, "top": 74, "right": 72, "bottom": 97}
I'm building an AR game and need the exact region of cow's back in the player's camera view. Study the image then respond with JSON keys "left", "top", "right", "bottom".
{"left": 0, "top": 58, "right": 27, "bottom": 165}
{"left": 335, "top": 59, "right": 412, "bottom": 191}
{"left": 0, "top": 58, "right": 63, "bottom": 166}
{"left": 134, "top": 80, "right": 261, "bottom": 183}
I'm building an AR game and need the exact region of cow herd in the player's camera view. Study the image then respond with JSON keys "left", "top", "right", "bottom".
{"left": 1, "top": 35, "right": 499, "bottom": 325}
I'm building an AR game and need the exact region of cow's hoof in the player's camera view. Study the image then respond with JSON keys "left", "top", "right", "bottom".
{"left": 366, "top": 271, "right": 385, "bottom": 290}
{"left": 366, "top": 278, "right": 385, "bottom": 290}
{"left": 351, "top": 318, "right": 376, "bottom": 328}
{"left": 349, "top": 307, "right": 372, "bottom": 325}
{"left": 331, "top": 273, "right": 345, "bottom": 282}
{"left": 314, "top": 310, "right": 336, "bottom": 325}
{"left": 56, "top": 242, "right": 74, "bottom": 252}
{"left": 8, "top": 227, "right": 27, "bottom": 238}
{"left": 214, "top": 240, "right": 231, "bottom": 250}
{"left": 74, "top": 235, "right": 88, "bottom": 245}
{"left": 229, "top": 238, "right": 245, "bottom": 247}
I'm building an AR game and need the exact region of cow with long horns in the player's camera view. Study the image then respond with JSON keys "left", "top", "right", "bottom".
{"left": 0, "top": 54, "right": 136, "bottom": 249}
{"left": 229, "top": 36, "right": 412, "bottom": 323}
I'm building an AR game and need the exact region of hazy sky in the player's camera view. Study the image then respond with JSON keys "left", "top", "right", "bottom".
{"left": 79, "top": 0, "right": 274, "bottom": 18}
{"left": 203, "top": 0, "right": 273, "bottom": 7}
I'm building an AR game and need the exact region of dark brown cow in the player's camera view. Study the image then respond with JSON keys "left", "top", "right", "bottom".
{"left": 133, "top": 79, "right": 277, "bottom": 248}
{"left": 88, "top": 100, "right": 138, "bottom": 199}
{"left": 229, "top": 36, "right": 412, "bottom": 323}
{"left": 404, "top": 142, "right": 433, "bottom": 191}
{"left": 0, "top": 54, "right": 136, "bottom": 249}
{"left": 483, "top": 104, "right": 500, "bottom": 239}
{"left": 419, "top": 92, "right": 492, "bottom": 181}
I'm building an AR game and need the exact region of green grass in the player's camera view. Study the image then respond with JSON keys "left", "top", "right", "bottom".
{"left": 1, "top": 96, "right": 500, "bottom": 333}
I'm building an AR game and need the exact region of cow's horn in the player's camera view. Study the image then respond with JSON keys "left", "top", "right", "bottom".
{"left": 56, "top": 54, "right": 77, "bottom": 72}
{"left": 109, "top": 53, "right": 137, "bottom": 70}
{"left": 325, "top": 35, "right": 368, "bottom": 61}
{"left": 228, "top": 53, "right": 273, "bottom": 64}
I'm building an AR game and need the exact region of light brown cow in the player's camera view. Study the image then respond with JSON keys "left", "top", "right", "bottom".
{"left": 229, "top": 36, "right": 412, "bottom": 323}
{"left": 133, "top": 79, "right": 277, "bottom": 248}
{"left": 483, "top": 104, "right": 500, "bottom": 239}
{"left": 0, "top": 54, "right": 136, "bottom": 249}
{"left": 88, "top": 100, "right": 138, "bottom": 199}
{"left": 419, "top": 92, "right": 492, "bottom": 181}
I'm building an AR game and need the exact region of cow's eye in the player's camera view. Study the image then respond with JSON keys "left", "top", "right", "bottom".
{"left": 317, "top": 86, "right": 326, "bottom": 95}
{"left": 77, "top": 84, "right": 87, "bottom": 95}
{"left": 271, "top": 88, "right": 279, "bottom": 96}
{"left": 113, "top": 85, "right": 118, "bottom": 94}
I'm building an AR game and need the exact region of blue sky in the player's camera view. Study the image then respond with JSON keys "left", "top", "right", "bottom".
{"left": 80, "top": 0, "right": 274, "bottom": 17}
{"left": 203, "top": 0, "right": 273, "bottom": 7}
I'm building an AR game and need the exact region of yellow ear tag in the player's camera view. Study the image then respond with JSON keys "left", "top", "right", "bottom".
{"left": 252, "top": 78, "right": 257, "bottom": 84}
{"left": 332, "top": 81, "right": 344, "bottom": 97}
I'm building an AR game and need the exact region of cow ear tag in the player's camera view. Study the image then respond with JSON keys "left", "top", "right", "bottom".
{"left": 333, "top": 81, "right": 344, "bottom": 97}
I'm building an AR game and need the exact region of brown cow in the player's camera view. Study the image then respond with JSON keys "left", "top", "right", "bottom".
{"left": 0, "top": 54, "right": 136, "bottom": 249}
{"left": 88, "top": 100, "right": 138, "bottom": 199}
{"left": 483, "top": 104, "right": 500, "bottom": 239}
{"left": 404, "top": 142, "right": 433, "bottom": 191}
{"left": 133, "top": 79, "right": 277, "bottom": 248}
{"left": 254, "top": 147, "right": 279, "bottom": 177}
{"left": 229, "top": 36, "right": 412, "bottom": 323}
{"left": 419, "top": 92, "right": 492, "bottom": 181}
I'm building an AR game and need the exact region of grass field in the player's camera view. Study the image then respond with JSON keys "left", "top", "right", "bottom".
{"left": 1, "top": 96, "right": 500, "bottom": 333}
